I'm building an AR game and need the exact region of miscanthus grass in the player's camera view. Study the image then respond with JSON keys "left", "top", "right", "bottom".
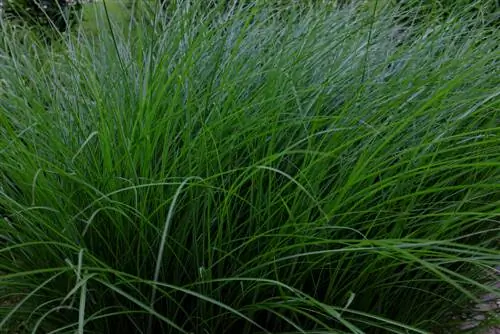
{"left": 0, "top": 1, "right": 499, "bottom": 333}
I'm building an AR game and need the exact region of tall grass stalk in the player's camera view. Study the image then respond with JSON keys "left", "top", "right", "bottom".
{"left": 1, "top": 1, "right": 499, "bottom": 333}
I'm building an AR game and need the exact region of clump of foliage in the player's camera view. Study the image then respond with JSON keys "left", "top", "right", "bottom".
{"left": 0, "top": 1, "right": 499, "bottom": 334}
{"left": 0, "top": 0, "right": 82, "bottom": 32}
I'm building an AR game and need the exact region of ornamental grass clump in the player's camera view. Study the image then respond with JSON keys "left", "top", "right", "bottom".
{"left": 0, "top": 1, "right": 499, "bottom": 333}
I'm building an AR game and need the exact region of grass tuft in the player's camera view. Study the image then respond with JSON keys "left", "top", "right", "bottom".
{"left": 1, "top": 1, "right": 499, "bottom": 333}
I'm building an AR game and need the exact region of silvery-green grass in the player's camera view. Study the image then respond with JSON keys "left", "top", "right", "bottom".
{"left": 0, "top": 0, "right": 499, "bottom": 333}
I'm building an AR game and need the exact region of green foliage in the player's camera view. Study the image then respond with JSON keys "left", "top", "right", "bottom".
{"left": 391, "top": 0, "right": 499, "bottom": 26}
{"left": 0, "top": 0, "right": 83, "bottom": 33}
{"left": 1, "top": 2, "right": 499, "bottom": 334}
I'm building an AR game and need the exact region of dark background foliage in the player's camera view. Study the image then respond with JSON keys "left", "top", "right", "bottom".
{"left": 0, "top": 0, "right": 82, "bottom": 32}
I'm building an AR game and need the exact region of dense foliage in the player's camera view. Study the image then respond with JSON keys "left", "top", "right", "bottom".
{"left": 0, "top": 1, "right": 499, "bottom": 334}
{"left": 0, "top": 0, "right": 82, "bottom": 32}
